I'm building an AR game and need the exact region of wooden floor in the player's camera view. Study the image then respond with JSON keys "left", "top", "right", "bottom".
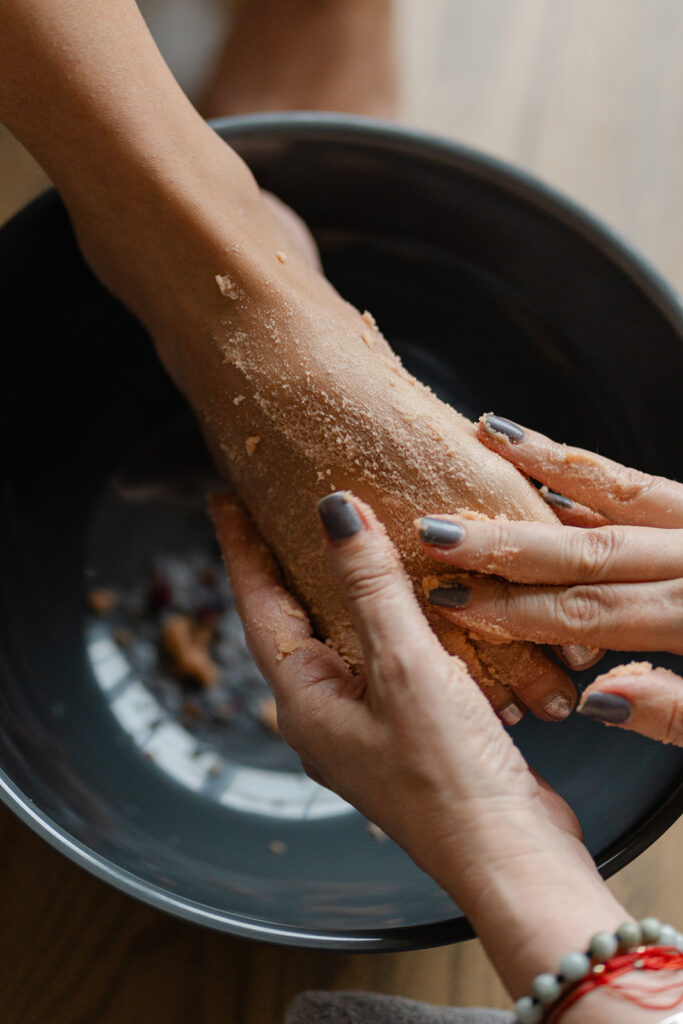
{"left": 1, "top": 1, "right": 682, "bottom": 1020}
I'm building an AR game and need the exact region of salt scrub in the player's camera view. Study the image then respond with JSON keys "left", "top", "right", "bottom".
{"left": 215, "top": 273, "right": 241, "bottom": 300}
{"left": 196, "top": 282, "right": 561, "bottom": 697}
{"left": 600, "top": 660, "right": 654, "bottom": 679}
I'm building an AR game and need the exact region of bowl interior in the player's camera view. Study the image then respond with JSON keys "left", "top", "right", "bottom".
{"left": 1, "top": 116, "right": 682, "bottom": 951}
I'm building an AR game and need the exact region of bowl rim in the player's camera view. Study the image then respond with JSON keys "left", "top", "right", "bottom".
{"left": 1, "top": 111, "right": 682, "bottom": 952}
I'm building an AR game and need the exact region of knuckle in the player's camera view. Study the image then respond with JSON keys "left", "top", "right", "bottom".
{"left": 486, "top": 523, "right": 522, "bottom": 570}
{"left": 371, "top": 645, "right": 425, "bottom": 690}
{"left": 612, "top": 467, "right": 663, "bottom": 516}
{"left": 556, "top": 585, "right": 604, "bottom": 640}
{"left": 659, "top": 582, "right": 683, "bottom": 653}
{"left": 338, "top": 553, "right": 398, "bottom": 606}
{"left": 567, "top": 528, "right": 620, "bottom": 581}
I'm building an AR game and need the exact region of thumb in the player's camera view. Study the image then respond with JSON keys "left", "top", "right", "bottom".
{"left": 577, "top": 662, "right": 683, "bottom": 745}
{"left": 317, "top": 492, "right": 519, "bottom": 719}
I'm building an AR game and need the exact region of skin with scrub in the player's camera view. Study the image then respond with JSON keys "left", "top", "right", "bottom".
{"left": 2, "top": 1, "right": 683, "bottom": 1021}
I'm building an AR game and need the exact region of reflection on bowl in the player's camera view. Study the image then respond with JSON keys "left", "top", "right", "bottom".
{"left": 0, "top": 113, "right": 682, "bottom": 951}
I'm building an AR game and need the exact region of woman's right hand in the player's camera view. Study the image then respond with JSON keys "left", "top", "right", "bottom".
{"left": 417, "top": 413, "right": 683, "bottom": 746}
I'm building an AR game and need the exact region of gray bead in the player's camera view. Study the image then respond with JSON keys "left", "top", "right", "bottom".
{"left": 616, "top": 921, "right": 642, "bottom": 948}
{"left": 559, "top": 951, "right": 591, "bottom": 982}
{"left": 640, "top": 917, "right": 662, "bottom": 944}
{"left": 514, "top": 996, "right": 543, "bottom": 1024}
{"left": 532, "top": 973, "right": 562, "bottom": 1005}
{"left": 589, "top": 931, "right": 618, "bottom": 961}
{"left": 659, "top": 924, "right": 677, "bottom": 947}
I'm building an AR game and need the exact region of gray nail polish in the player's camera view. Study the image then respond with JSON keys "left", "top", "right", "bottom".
{"left": 318, "top": 492, "right": 363, "bottom": 542}
{"left": 578, "top": 692, "right": 631, "bottom": 724}
{"left": 484, "top": 414, "right": 526, "bottom": 445}
{"left": 428, "top": 584, "right": 470, "bottom": 608}
{"left": 418, "top": 518, "right": 465, "bottom": 546}
{"left": 541, "top": 487, "right": 574, "bottom": 510}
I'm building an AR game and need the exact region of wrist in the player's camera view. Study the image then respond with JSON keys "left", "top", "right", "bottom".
{"left": 425, "top": 808, "right": 628, "bottom": 999}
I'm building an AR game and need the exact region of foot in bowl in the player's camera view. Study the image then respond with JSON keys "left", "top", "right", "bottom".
{"left": 176, "top": 232, "right": 577, "bottom": 721}
{"left": 68, "top": 130, "right": 574, "bottom": 723}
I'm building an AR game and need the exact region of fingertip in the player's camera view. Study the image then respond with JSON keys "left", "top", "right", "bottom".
{"left": 577, "top": 691, "right": 632, "bottom": 724}
{"left": 207, "top": 493, "right": 251, "bottom": 552}
{"left": 587, "top": 661, "right": 655, "bottom": 696}
{"left": 577, "top": 662, "right": 653, "bottom": 726}
{"left": 317, "top": 492, "right": 390, "bottom": 547}
{"left": 577, "top": 666, "right": 683, "bottom": 745}
{"left": 317, "top": 491, "right": 364, "bottom": 544}
{"left": 415, "top": 516, "right": 466, "bottom": 548}
{"left": 478, "top": 412, "right": 527, "bottom": 447}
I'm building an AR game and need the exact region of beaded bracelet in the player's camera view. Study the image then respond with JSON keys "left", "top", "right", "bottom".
{"left": 514, "top": 918, "right": 683, "bottom": 1023}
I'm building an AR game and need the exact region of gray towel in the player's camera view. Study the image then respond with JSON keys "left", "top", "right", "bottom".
{"left": 285, "top": 991, "right": 514, "bottom": 1024}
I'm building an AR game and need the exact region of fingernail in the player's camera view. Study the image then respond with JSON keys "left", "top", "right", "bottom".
{"left": 418, "top": 517, "right": 465, "bottom": 546}
{"left": 543, "top": 692, "right": 575, "bottom": 721}
{"left": 500, "top": 700, "right": 525, "bottom": 727}
{"left": 483, "top": 414, "right": 526, "bottom": 445}
{"left": 578, "top": 692, "right": 631, "bottom": 724}
{"left": 541, "top": 487, "right": 574, "bottom": 510}
{"left": 318, "top": 492, "right": 363, "bottom": 542}
{"left": 558, "top": 644, "right": 604, "bottom": 671}
{"left": 427, "top": 584, "right": 470, "bottom": 608}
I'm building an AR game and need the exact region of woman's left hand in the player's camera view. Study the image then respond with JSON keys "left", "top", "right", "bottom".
{"left": 209, "top": 489, "right": 580, "bottom": 892}
{"left": 210, "top": 489, "right": 634, "bottom": 1002}
{"left": 417, "top": 413, "right": 683, "bottom": 745}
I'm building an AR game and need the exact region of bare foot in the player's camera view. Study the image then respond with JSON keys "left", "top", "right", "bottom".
{"left": 70, "top": 130, "right": 573, "bottom": 725}
{"left": 199, "top": 0, "right": 397, "bottom": 119}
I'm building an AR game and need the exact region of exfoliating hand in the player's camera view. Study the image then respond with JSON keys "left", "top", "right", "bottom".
{"left": 209, "top": 491, "right": 580, "bottom": 891}
{"left": 417, "top": 412, "right": 683, "bottom": 745}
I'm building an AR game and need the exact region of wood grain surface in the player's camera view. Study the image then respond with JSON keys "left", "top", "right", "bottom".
{"left": 1, "top": 1, "right": 682, "bottom": 1021}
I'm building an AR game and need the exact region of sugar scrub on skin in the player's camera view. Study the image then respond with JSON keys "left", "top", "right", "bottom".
{"left": 186, "top": 261, "right": 563, "bottom": 705}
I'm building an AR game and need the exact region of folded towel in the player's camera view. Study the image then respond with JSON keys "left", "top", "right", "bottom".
{"left": 285, "top": 991, "right": 514, "bottom": 1024}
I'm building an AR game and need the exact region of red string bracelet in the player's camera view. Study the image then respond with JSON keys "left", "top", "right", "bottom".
{"left": 514, "top": 920, "right": 683, "bottom": 1023}
{"left": 546, "top": 947, "right": 683, "bottom": 1022}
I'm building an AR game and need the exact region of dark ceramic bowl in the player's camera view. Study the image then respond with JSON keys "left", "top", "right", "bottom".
{"left": 1, "top": 114, "right": 682, "bottom": 951}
